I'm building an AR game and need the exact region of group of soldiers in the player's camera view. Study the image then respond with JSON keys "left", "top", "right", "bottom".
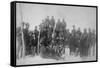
{"left": 68, "top": 26, "right": 96, "bottom": 57}
{"left": 23, "top": 25, "right": 39, "bottom": 56}
{"left": 16, "top": 16, "right": 96, "bottom": 60}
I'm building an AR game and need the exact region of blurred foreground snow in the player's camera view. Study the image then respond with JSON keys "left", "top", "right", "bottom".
{"left": 17, "top": 47, "right": 96, "bottom": 65}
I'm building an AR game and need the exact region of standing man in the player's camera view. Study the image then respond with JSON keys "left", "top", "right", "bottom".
{"left": 34, "top": 26, "right": 39, "bottom": 55}
{"left": 69, "top": 25, "right": 77, "bottom": 56}
{"left": 80, "top": 28, "right": 88, "bottom": 57}
{"left": 76, "top": 27, "right": 82, "bottom": 56}
{"left": 23, "top": 23, "right": 30, "bottom": 55}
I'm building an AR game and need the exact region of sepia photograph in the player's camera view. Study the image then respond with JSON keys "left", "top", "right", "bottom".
{"left": 15, "top": 2, "right": 97, "bottom": 66}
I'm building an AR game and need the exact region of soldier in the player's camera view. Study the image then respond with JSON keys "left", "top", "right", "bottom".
{"left": 91, "top": 29, "right": 96, "bottom": 56}
{"left": 80, "top": 28, "right": 88, "bottom": 57}
{"left": 69, "top": 25, "right": 78, "bottom": 56}
{"left": 77, "top": 28, "right": 82, "bottom": 37}
{"left": 76, "top": 27, "right": 82, "bottom": 56}
{"left": 34, "top": 26, "right": 39, "bottom": 54}
{"left": 66, "top": 29, "right": 71, "bottom": 46}
{"left": 87, "top": 28, "right": 93, "bottom": 56}
{"left": 23, "top": 23, "right": 30, "bottom": 55}
{"left": 28, "top": 31, "right": 36, "bottom": 55}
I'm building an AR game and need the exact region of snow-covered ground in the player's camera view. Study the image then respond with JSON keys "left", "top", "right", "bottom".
{"left": 16, "top": 47, "right": 96, "bottom": 65}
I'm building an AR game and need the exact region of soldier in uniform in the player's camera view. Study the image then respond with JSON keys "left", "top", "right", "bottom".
{"left": 23, "top": 23, "right": 30, "bottom": 55}
{"left": 65, "top": 29, "right": 71, "bottom": 47}
{"left": 91, "top": 29, "right": 96, "bottom": 56}
{"left": 28, "top": 31, "right": 36, "bottom": 55}
{"left": 69, "top": 25, "right": 78, "bottom": 56}
{"left": 34, "top": 26, "right": 39, "bottom": 55}
{"left": 76, "top": 27, "right": 82, "bottom": 56}
{"left": 87, "top": 28, "right": 93, "bottom": 56}
{"left": 80, "top": 28, "right": 88, "bottom": 57}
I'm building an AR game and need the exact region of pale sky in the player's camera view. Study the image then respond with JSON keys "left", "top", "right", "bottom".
{"left": 16, "top": 3, "right": 96, "bottom": 32}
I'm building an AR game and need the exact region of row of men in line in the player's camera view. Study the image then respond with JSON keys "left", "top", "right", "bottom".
{"left": 40, "top": 25, "right": 96, "bottom": 57}
{"left": 22, "top": 24, "right": 96, "bottom": 58}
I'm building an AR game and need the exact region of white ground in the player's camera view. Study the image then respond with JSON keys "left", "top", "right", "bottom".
{"left": 16, "top": 47, "right": 96, "bottom": 65}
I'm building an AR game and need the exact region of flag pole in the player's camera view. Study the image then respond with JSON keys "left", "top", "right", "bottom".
{"left": 52, "top": 20, "right": 56, "bottom": 48}
{"left": 37, "top": 28, "right": 40, "bottom": 55}
{"left": 20, "top": 3, "right": 25, "bottom": 57}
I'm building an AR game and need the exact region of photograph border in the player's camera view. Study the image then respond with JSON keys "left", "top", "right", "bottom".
{"left": 10, "top": 1, "right": 98, "bottom": 67}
